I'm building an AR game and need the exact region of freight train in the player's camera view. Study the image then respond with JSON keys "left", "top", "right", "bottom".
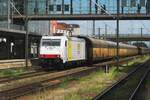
{"left": 39, "top": 36, "right": 150, "bottom": 69}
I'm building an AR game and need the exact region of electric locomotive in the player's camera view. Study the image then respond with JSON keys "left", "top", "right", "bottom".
{"left": 39, "top": 36, "right": 86, "bottom": 69}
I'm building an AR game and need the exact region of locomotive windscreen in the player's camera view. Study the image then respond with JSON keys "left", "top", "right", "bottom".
{"left": 42, "top": 39, "right": 61, "bottom": 46}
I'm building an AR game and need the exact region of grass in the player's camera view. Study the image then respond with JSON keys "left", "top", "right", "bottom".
{"left": 19, "top": 67, "right": 121, "bottom": 100}
{"left": 59, "top": 77, "right": 79, "bottom": 88}
{"left": 0, "top": 67, "right": 30, "bottom": 78}
{"left": 18, "top": 55, "right": 150, "bottom": 100}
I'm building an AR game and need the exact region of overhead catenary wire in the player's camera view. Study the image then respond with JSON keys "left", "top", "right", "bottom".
{"left": 91, "top": 0, "right": 112, "bottom": 16}
{"left": 9, "top": 0, "right": 23, "bottom": 17}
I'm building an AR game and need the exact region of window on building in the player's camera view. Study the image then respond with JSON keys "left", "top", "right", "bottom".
{"left": 28, "top": 0, "right": 36, "bottom": 15}
{"left": 65, "top": 5, "right": 69, "bottom": 11}
{"left": 49, "top": 5, "right": 54, "bottom": 11}
{"left": 57, "top": 5, "right": 61, "bottom": 11}
{"left": 38, "top": 1, "right": 46, "bottom": 15}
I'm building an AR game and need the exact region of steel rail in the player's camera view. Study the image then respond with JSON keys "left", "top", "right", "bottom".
{"left": 93, "top": 60, "right": 149, "bottom": 100}
{"left": 0, "top": 71, "right": 49, "bottom": 83}
{"left": 0, "top": 67, "right": 98, "bottom": 100}
{"left": 129, "top": 67, "right": 150, "bottom": 100}
{"left": 0, "top": 56, "right": 143, "bottom": 100}
{"left": 0, "top": 55, "right": 139, "bottom": 83}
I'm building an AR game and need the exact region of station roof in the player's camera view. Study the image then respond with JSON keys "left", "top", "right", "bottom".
{"left": 0, "top": 28, "right": 42, "bottom": 37}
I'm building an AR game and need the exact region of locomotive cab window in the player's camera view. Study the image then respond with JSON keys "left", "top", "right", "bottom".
{"left": 42, "top": 39, "right": 61, "bottom": 46}
{"left": 65, "top": 41, "right": 67, "bottom": 47}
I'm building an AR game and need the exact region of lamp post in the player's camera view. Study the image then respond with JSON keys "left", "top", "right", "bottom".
{"left": 105, "top": 24, "right": 107, "bottom": 40}
{"left": 25, "top": 0, "right": 29, "bottom": 67}
{"left": 93, "top": 20, "right": 95, "bottom": 36}
{"left": 116, "top": 0, "right": 120, "bottom": 70}
{"left": 140, "top": 27, "right": 143, "bottom": 47}
{"left": 70, "top": 0, "right": 73, "bottom": 14}
{"left": 7, "top": 0, "right": 10, "bottom": 29}
{"left": 98, "top": 27, "right": 101, "bottom": 39}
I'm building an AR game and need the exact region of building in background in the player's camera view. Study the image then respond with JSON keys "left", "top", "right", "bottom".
{"left": 28, "top": 20, "right": 80, "bottom": 36}
{"left": 1, "top": 0, "right": 150, "bottom": 34}
{"left": 0, "top": 0, "right": 10, "bottom": 28}
{"left": 146, "top": 0, "right": 150, "bottom": 14}
{"left": 50, "top": 21, "right": 80, "bottom": 36}
{"left": 11, "top": 0, "right": 149, "bottom": 16}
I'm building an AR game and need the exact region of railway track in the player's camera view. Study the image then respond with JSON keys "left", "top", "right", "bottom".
{"left": 0, "top": 56, "right": 145, "bottom": 100}
{"left": 129, "top": 67, "right": 150, "bottom": 100}
{"left": 0, "top": 70, "right": 49, "bottom": 83}
{"left": 93, "top": 60, "right": 150, "bottom": 100}
{"left": 0, "top": 67, "right": 98, "bottom": 100}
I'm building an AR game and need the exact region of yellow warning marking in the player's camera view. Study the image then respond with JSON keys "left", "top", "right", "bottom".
{"left": 77, "top": 43, "right": 80, "bottom": 54}
{"left": 67, "top": 40, "right": 72, "bottom": 61}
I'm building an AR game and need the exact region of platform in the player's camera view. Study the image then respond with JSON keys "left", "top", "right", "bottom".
{"left": 0, "top": 59, "right": 32, "bottom": 70}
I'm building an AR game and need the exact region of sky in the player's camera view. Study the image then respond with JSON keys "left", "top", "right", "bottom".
{"left": 59, "top": 20, "right": 150, "bottom": 47}
{"left": 59, "top": 20, "right": 150, "bottom": 35}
